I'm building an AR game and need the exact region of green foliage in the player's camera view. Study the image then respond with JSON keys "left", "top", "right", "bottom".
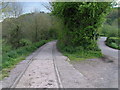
{"left": 57, "top": 40, "right": 102, "bottom": 61}
{"left": 58, "top": 42, "right": 102, "bottom": 60}
{"left": 111, "top": 42, "right": 118, "bottom": 48}
{"left": 19, "top": 39, "right": 32, "bottom": 47}
{"left": 2, "top": 13, "right": 58, "bottom": 48}
{"left": 100, "top": 24, "right": 118, "bottom": 37}
{"left": 106, "top": 8, "right": 119, "bottom": 25}
{"left": 2, "top": 44, "right": 12, "bottom": 53}
{"left": 64, "top": 50, "right": 102, "bottom": 61}
{"left": 100, "top": 8, "right": 119, "bottom": 37}
{"left": 8, "top": 25, "right": 22, "bottom": 48}
{"left": 2, "top": 12, "right": 59, "bottom": 79}
{"left": 52, "top": 2, "right": 112, "bottom": 51}
{"left": 48, "top": 28, "right": 58, "bottom": 39}
{"left": 105, "top": 37, "right": 120, "bottom": 50}
{"left": 2, "top": 40, "right": 49, "bottom": 74}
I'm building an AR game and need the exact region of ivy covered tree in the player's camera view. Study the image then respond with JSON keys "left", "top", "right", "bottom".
{"left": 52, "top": 2, "right": 112, "bottom": 51}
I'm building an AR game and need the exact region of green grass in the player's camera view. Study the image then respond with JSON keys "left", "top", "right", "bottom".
{"left": 1, "top": 40, "right": 51, "bottom": 80}
{"left": 105, "top": 37, "right": 120, "bottom": 50}
{"left": 63, "top": 50, "right": 102, "bottom": 61}
{"left": 0, "top": 56, "right": 25, "bottom": 80}
{"left": 57, "top": 41, "right": 103, "bottom": 61}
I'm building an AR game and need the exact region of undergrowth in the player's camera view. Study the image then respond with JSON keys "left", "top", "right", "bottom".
{"left": 57, "top": 41, "right": 102, "bottom": 61}
{"left": 1, "top": 40, "right": 50, "bottom": 80}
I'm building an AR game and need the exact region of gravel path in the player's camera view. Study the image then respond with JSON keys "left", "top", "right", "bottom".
{"left": 52, "top": 42, "right": 94, "bottom": 88}
{"left": 15, "top": 41, "right": 58, "bottom": 88}
{"left": 15, "top": 41, "right": 94, "bottom": 88}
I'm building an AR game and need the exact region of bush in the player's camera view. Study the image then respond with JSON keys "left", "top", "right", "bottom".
{"left": 100, "top": 23, "right": 118, "bottom": 37}
{"left": 19, "top": 39, "right": 32, "bottom": 47}
{"left": 57, "top": 39, "right": 100, "bottom": 55}
{"left": 2, "top": 40, "right": 49, "bottom": 69}
{"left": 52, "top": 2, "right": 111, "bottom": 51}
{"left": 106, "top": 37, "right": 120, "bottom": 50}
{"left": 110, "top": 42, "right": 118, "bottom": 49}
{"left": 2, "top": 44, "right": 12, "bottom": 53}
{"left": 6, "top": 51, "right": 18, "bottom": 58}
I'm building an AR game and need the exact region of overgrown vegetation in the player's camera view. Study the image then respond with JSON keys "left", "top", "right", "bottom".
{"left": 52, "top": 2, "right": 112, "bottom": 60}
{"left": 1, "top": 40, "right": 50, "bottom": 79}
{"left": 100, "top": 24, "right": 118, "bottom": 37}
{"left": 1, "top": 2, "right": 118, "bottom": 79}
{"left": 57, "top": 41, "right": 102, "bottom": 60}
{"left": 100, "top": 8, "right": 119, "bottom": 50}
{"left": 2, "top": 12, "right": 59, "bottom": 79}
{"left": 100, "top": 8, "right": 119, "bottom": 37}
{"left": 105, "top": 37, "right": 120, "bottom": 50}
{"left": 2, "top": 13, "right": 57, "bottom": 48}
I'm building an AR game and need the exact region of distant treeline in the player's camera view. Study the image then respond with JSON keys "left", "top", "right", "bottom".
{"left": 100, "top": 8, "right": 119, "bottom": 37}
{"left": 2, "top": 12, "right": 59, "bottom": 49}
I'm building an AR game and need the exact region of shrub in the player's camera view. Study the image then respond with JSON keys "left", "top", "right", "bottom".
{"left": 106, "top": 37, "right": 120, "bottom": 50}
{"left": 110, "top": 42, "right": 118, "bottom": 49}
{"left": 2, "top": 44, "right": 12, "bottom": 53}
{"left": 6, "top": 51, "right": 18, "bottom": 58}
{"left": 100, "top": 23, "right": 118, "bottom": 37}
{"left": 52, "top": 2, "right": 112, "bottom": 51}
{"left": 2, "top": 40, "right": 49, "bottom": 69}
{"left": 19, "top": 39, "right": 32, "bottom": 47}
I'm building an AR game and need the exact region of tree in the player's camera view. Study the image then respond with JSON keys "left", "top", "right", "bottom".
{"left": 0, "top": 2, "right": 9, "bottom": 10}
{"left": 1, "top": 2, "right": 12, "bottom": 18}
{"left": 10, "top": 2, "right": 23, "bottom": 18}
{"left": 33, "top": 11, "right": 39, "bottom": 42}
{"left": 106, "top": 8, "right": 119, "bottom": 25}
{"left": 42, "top": 2, "right": 53, "bottom": 12}
{"left": 52, "top": 2, "right": 112, "bottom": 50}
{"left": 9, "top": 25, "right": 22, "bottom": 48}
{"left": 1, "top": 2, "right": 23, "bottom": 18}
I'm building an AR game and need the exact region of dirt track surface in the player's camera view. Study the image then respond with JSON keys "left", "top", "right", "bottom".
{"left": 15, "top": 42, "right": 58, "bottom": 88}
{"left": 2, "top": 41, "right": 93, "bottom": 88}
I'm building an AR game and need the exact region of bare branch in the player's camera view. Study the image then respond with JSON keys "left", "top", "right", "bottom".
{"left": 42, "top": 2, "right": 52, "bottom": 12}
{"left": 0, "top": 2, "right": 9, "bottom": 10}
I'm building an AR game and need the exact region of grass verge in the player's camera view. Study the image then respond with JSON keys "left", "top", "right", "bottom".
{"left": 1, "top": 40, "right": 50, "bottom": 80}
{"left": 105, "top": 37, "right": 120, "bottom": 50}
{"left": 57, "top": 41, "right": 103, "bottom": 61}
{"left": 62, "top": 50, "right": 102, "bottom": 61}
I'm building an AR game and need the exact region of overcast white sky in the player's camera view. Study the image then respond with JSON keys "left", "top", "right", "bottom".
{"left": 22, "top": 2, "right": 50, "bottom": 14}
{"left": 21, "top": 0, "right": 120, "bottom": 14}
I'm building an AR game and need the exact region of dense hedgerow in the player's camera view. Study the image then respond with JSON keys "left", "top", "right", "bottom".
{"left": 52, "top": 2, "right": 112, "bottom": 52}
{"left": 106, "top": 37, "right": 120, "bottom": 50}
